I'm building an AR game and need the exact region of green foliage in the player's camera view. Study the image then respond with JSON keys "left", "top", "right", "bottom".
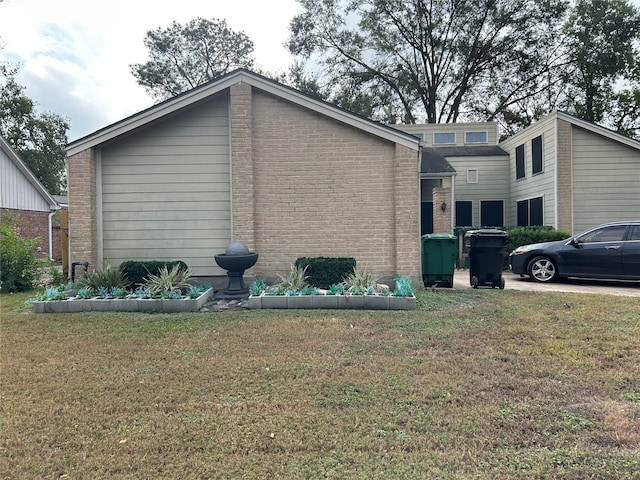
{"left": 344, "top": 267, "right": 379, "bottom": 295}
{"left": 1, "top": 60, "right": 69, "bottom": 194}
{"left": 249, "top": 278, "right": 267, "bottom": 296}
{"left": 505, "top": 227, "right": 571, "bottom": 252}
{"left": 392, "top": 275, "right": 415, "bottom": 297}
{"left": 119, "top": 260, "right": 188, "bottom": 287}
{"left": 287, "top": 0, "right": 568, "bottom": 126}
{"left": 76, "top": 286, "right": 94, "bottom": 299}
{"left": 327, "top": 283, "right": 346, "bottom": 295}
{"left": 295, "top": 257, "right": 356, "bottom": 289}
{"left": 277, "top": 264, "right": 310, "bottom": 291}
{"left": 188, "top": 284, "right": 211, "bottom": 299}
{"left": 144, "top": 264, "right": 193, "bottom": 297}
{"left": 76, "top": 262, "right": 130, "bottom": 291}
{"left": 47, "top": 261, "right": 65, "bottom": 287}
{"left": 131, "top": 17, "right": 255, "bottom": 101}
{"left": 0, "top": 221, "right": 41, "bottom": 293}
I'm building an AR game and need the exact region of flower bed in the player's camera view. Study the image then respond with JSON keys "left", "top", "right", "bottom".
{"left": 248, "top": 292, "right": 415, "bottom": 310}
{"left": 247, "top": 272, "right": 416, "bottom": 311}
{"left": 31, "top": 287, "right": 213, "bottom": 314}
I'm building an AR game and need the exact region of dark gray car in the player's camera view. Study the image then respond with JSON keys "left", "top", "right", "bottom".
{"left": 508, "top": 221, "right": 640, "bottom": 283}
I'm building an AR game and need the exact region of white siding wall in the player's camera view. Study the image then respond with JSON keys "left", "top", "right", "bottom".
{"left": 572, "top": 127, "right": 640, "bottom": 232}
{"left": 100, "top": 96, "right": 230, "bottom": 276}
{"left": 447, "top": 155, "right": 510, "bottom": 226}
{"left": 1, "top": 148, "right": 52, "bottom": 211}
{"left": 501, "top": 116, "right": 557, "bottom": 226}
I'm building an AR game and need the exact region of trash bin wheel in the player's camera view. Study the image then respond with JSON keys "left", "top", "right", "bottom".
{"left": 499, "top": 276, "right": 505, "bottom": 290}
{"left": 471, "top": 276, "right": 479, "bottom": 289}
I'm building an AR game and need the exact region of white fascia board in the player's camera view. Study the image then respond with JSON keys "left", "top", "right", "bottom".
{"left": 556, "top": 111, "right": 640, "bottom": 151}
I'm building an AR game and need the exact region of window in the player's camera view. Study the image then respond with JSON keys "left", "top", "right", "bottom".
{"left": 467, "top": 168, "right": 478, "bottom": 183}
{"left": 434, "top": 132, "right": 455, "bottom": 144}
{"left": 480, "top": 200, "right": 504, "bottom": 227}
{"left": 578, "top": 225, "right": 627, "bottom": 243}
{"left": 456, "top": 201, "right": 473, "bottom": 227}
{"left": 465, "top": 131, "right": 488, "bottom": 144}
{"left": 532, "top": 135, "right": 543, "bottom": 174}
{"left": 516, "top": 144, "right": 525, "bottom": 179}
{"left": 630, "top": 226, "right": 640, "bottom": 241}
{"left": 517, "top": 197, "right": 544, "bottom": 226}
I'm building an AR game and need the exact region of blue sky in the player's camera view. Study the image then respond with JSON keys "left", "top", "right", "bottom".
{"left": 0, "top": 0, "right": 302, "bottom": 141}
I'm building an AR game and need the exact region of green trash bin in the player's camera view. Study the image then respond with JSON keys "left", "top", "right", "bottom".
{"left": 421, "top": 234, "right": 457, "bottom": 288}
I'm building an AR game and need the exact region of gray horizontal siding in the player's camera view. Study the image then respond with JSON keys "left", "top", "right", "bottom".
{"left": 572, "top": 127, "right": 640, "bottom": 232}
{"left": 100, "top": 96, "right": 231, "bottom": 276}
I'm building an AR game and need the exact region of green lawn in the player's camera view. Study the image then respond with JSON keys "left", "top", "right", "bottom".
{"left": 1, "top": 289, "right": 639, "bottom": 479}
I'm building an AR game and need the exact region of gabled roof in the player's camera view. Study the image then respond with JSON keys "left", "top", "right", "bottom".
{"left": 67, "top": 69, "right": 421, "bottom": 156}
{"left": 0, "top": 136, "right": 59, "bottom": 210}
{"left": 555, "top": 111, "right": 640, "bottom": 151}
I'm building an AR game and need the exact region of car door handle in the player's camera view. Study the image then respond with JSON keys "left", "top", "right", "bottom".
{"left": 605, "top": 245, "right": 621, "bottom": 250}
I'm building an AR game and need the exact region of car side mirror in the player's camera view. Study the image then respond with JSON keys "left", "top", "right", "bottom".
{"left": 569, "top": 238, "right": 582, "bottom": 247}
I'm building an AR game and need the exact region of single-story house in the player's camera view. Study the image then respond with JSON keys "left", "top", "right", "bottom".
{"left": 1, "top": 135, "right": 60, "bottom": 259}
{"left": 66, "top": 69, "right": 422, "bottom": 280}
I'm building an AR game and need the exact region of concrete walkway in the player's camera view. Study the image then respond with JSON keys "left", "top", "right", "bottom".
{"left": 452, "top": 269, "right": 640, "bottom": 297}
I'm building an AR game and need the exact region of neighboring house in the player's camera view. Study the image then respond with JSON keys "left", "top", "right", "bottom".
{"left": 398, "top": 111, "right": 640, "bottom": 236}
{"left": 500, "top": 110, "right": 640, "bottom": 234}
{"left": 0, "top": 135, "right": 60, "bottom": 259}
{"left": 66, "top": 69, "right": 421, "bottom": 279}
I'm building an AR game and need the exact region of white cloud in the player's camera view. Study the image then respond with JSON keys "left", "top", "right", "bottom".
{"left": 0, "top": 0, "right": 302, "bottom": 140}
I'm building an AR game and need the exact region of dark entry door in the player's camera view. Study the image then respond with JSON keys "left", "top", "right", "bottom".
{"left": 421, "top": 201, "right": 433, "bottom": 235}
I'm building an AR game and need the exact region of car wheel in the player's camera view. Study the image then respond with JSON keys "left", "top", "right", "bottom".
{"left": 527, "top": 256, "right": 558, "bottom": 282}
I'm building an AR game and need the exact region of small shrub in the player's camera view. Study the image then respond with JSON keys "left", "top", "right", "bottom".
{"left": 188, "top": 284, "right": 211, "bottom": 299}
{"left": 344, "top": 267, "right": 379, "bottom": 295}
{"left": 0, "top": 221, "right": 42, "bottom": 293}
{"left": 77, "top": 262, "right": 129, "bottom": 291}
{"left": 109, "top": 286, "right": 127, "bottom": 299}
{"left": 76, "top": 286, "right": 94, "bottom": 299}
{"left": 277, "top": 264, "right": 309, "bottom": 291}
{"left": 393, "top": 275, "right": 415, "bottom": 297}
{"left": 144, "top": 264, "right": 192, "bottom": 297}
{"left": 134, "top": 286, "right": 151, "bottom": 299}
{"left": 96, "top": 286, "right": 111, "bottom": 299}
{"left": 295, "top": 257, "right": 356, "bottom": 289}
{"left": 249, "top": 278, "right": 267, "bottom": 296}
{"left": 327, "top": 283, "right": 345, "bottom": 295}
{"left": 120, "top": 260, "right": 188, "bottom": 287}
{"left": 301, "top": 286, "right": 320, "bottom": 295}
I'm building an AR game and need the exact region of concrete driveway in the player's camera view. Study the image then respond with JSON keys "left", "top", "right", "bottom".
{"left": 452, "top": 269, "right": 640, "bottom": 297}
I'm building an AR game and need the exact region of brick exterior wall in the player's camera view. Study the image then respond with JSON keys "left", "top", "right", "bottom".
{"left": 68, "top": 82, "right": 421, "bottom": 280}
{"left": 0, "top": 208, "right": 50, "bottom": 259}
{"left": 231, "top": 86, "right": 420, "bottom": 278}
{"left": 67, "top": 148, "right": 97, "bottom": 272}
{"left": 432, "top": 186, "right": 452, "bottom": 234}
{"left": 556, "top": 119, "right": 573, "bottom": 232}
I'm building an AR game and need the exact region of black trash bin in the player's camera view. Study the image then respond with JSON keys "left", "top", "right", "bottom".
{"left": 464, "top": 229, "right": 508, "bottom": 289}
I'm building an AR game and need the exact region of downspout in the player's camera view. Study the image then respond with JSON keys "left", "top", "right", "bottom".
{"left": 450, "top": 173, "right": 456, "bottom": 234}
{"left": 48, "top": 209, "right": 55, "bottom": 260}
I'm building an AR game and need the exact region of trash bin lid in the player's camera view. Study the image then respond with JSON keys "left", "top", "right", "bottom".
{"left": 422, "top": 234, "right": 456, "bottom": 240}
{"left": 464, "top": 229, "right": 507, "bottom": 237}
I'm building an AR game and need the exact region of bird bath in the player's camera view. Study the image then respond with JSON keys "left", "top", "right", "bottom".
{"left": 214, "top": 242, "right": 258, "bottom": 299}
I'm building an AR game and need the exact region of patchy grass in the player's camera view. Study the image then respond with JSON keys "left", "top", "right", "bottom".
{"left": 1, "top": 289, "right": 639, "bottom": 479}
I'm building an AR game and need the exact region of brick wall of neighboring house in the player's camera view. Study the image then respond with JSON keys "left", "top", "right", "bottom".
{"left": 67, "top": 148, "right": 97, "bottom": 272}
{"left": 0, "top": 208, "right": 50, "bottom": 259}
{"left": 556, "top": 118, "right": 573, "bottom": 233}
{"left": 231, "top": 85, "right": 420, "bottom": 278}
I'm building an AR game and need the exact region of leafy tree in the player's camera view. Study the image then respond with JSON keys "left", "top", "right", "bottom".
{"left": 0, "top": 61, "right": 69, "bottom": 194}
{"left": 287, "top": 0, "right": 569, "bottom": 125}
{"left": 561, "top": 0, "right": 640, "bottom": 136}
{"left": 131, "top": 18, "right": 255, "bottom": 101}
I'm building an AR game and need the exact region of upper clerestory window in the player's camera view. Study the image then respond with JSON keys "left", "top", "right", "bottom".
{"left": 465, "top": 131, "right": 488, "bottom": 144}
{"left": 434, "top": 132, "right": 456, "bottom": 144}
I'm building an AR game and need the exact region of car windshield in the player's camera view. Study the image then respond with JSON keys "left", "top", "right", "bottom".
{"left": 576, "top": 225, "right": 627, "bottom": 243}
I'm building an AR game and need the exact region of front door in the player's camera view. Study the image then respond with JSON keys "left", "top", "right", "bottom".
{"left": 421, "top": 202, "right": 433, "bottom": 235}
